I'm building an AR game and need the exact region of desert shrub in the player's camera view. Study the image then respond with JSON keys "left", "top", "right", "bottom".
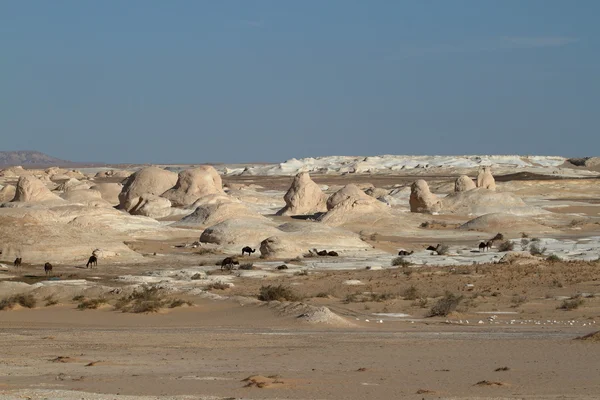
{"left": 370, "top": 292, "right": 397, "bottom": 302}
{"left": 491, "top": 233, "right": 504, "bottom": 241}
{"left": 551, "top": 279, "right": 564, "bottom": 288}
{"left": 428, "top": 292, "right": 463, "bottom": 317}
{"left": 44, "top": 296, "right": 59, "bottom": 307}
{"left": 295, "top": 270, "right": 309, "bottom": 276}
{"left": 529, "top": 243, "right": 547, "bottom": 256}
{"left": 392, "top": 256, "right": 411, "bottom": 267}
{"left": 115, "top": 286, "right": 165, "bottom": 313}
{"left": 546, "top": 254, "right": 561, "bottom": 262}
{"left": 559, "top": 298, "right": 584, "bottom": 310}
{"left": 238, "top": 263, "right": 254, "bottom": 270}
{"left": 169, "top": 299, "right": 193, "bottom": 308}
{"left": 531, "top": 237, "right": 540, "bottom": 242}
{"left": 0, "top": 294, "right": 37, "bottom": 310}
{"left": 258, "top": 285, "right": 299, "bottom": 302}
{"left": 206, "top": 282, "right": 229, "bottom": 290}
{"left": 420, "top": 221, "right": 430, "bottom": 228}
{"left": 521, "top": 232, "right": 529, "bottom": 238}
{"left": 498, "top": 240, "right": 514, "bottom": 252}
{"left": 403, "top": 285, "right": 420, "bottom": 300}
{"left": 412, "top": 297, "right": 428, "bottom": 308}
{"left": 510, "top": 295, "right": 528, "bottom": 308}
{"left": 315, "top": 292, "right": 329, "bottom": 298}
{"left": 72, "top": 295, "right": 85, "bottom": 301}
{"left": 520, "top": 238, "right": 530, "bottom": 251}
{"left": 77, "top": 298, "right": 107, "bottom": 310}
{"left": 344, "top": 293, "right": 360, "bottom": 303}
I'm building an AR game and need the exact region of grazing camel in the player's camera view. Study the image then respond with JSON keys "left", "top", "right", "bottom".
{"left": 398, "top": 250, "right": 414, "bottom": 256}
{"left": 13, "top": 257, "right": 22, "bottom": 267}
{"left": 327, "top": 251, "right": 339, "bottom": 257}
{"left": 221, "top": 257, "right": 239, "bottom": 271}
{"left": 426, "top": 245, "right": 439, "bottom": 251}
{"left": 478, "top": 241, "right": 493, "bottom": 252}
{"left": 316, "top": 250, "right": 328, "bottom": 256}
{"left": 241, "top": 246, "right": 256, "bottom": 256}
{"left": 86, "top": 255, "right": 97, "bottom": 268}
{"left": 44, "top": 262, "right": 53, "bottom": 276}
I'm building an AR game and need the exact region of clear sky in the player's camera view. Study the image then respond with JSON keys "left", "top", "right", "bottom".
{"left": 1, "top": 1, "right": 598, "bottom": 164}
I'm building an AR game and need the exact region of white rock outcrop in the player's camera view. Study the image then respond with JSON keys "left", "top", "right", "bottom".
{"left": 276, "top": 172, "right": 328, "bottom": 216}
{"left": 409, "top": 180, "right": 442, "bottom": 213}
{"left": 128, "top": 193, "right": 173, "bottom": 219}
{"left": 454, "top": 175, "right": 476, "bottom": 192}
{"left": 118, "top": 166, "right": 178, "bottom": 211}
{"left": 476, "top": 167, "right": 496, "bottom": 190}
{"left": 11, "top": 175, "right": 64, "bottom": 203}
{"left": 161, "top": 166, "right": 225, "bottom": 207}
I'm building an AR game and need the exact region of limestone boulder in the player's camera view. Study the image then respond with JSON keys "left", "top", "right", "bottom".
{"left": 409, "top": 180, "right": 442, "bottom": 213}
{"left": 161, "top": 166, "right": 224, "bottom": 207}
{"left": 60, "top": 189, "right": 113, "bottom": 208}
{"left": 200, "top": 219, "right": 280, "bottom": 250}
{"left": 118, "top": 166, "right": 178, "bottom": 211}
{"left": 442, "top": 188, "right": 540, "bottom": 216}
{"left": 54, "top": 178, "right": 91, "bottom": 192}
{"left": 0, "top": 185, "right": 16, "bottom": 202}
{"left": 318, "top": 184, "right": 392, "bottom": 226}
{"left": 454, "top": 175, "right": 476, "bottom": 192}
{"left": 365, "top": 187, "right": 389, "bottom": 199}
{"left": 128, "top": 194, "right": 173, "bottom": 219}
{"left": 174, "top": 202, "right": 267, "bottom": 228}
{"left": 259, "top": 236, "right": 303, "bottom": 259}
{"left": 458, "top": 213, "right": 553, "bottom": 233}
{"left": 276, "top": 172, "right": 328, "bottom": 216}
{"left": 89, "top": 183, "right": 123, "bottom": 206}
{"left": 0, "top": 166, "right": 31, "bottom": 178}
{"left": 11, "top": 175, "right": 64, "bottom": 203}
{"left": 476, "top": 167, "right": 496, "bottom": 190}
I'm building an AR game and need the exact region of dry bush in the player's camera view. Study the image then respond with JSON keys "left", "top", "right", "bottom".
{"left": 530, "top": 242, "right": 547, "bottom": 256}
{"left": 0, "top": 294, "right": 37, "bottom": 310}
{"left": 169, "top": 299, "right": 192, "bottom": 308}
{"left": 77, "top": 298, "right": 107, "bottom": 310}
{"left": 436, "top": 244, "right": 450, "bottom": 255}
{"left": 546, "top": 254, "right": 561, "bottom": 262}
{"left": 258, "top": 285, "right": 300, "bottom": 302}
{"left": 115, "top": 286, "right": 165, "bottom": 313}
{"left": 72, "top": 295, "right": 85, "bottom": 301}
{"left": 510, "top": 295, "right": 528, "bottom": 308}
{"left": 370, "top": 292, "right": 397, "bottom": 302}
{"left": 315, "top": 292, "right": 330, "bottom": 298}
{"left": 403, "top": 285, "right": 420, "bottom": 300}
{"left": 392, "top": 256, "right": 412, "bottom": 267}
{"left": 206, "top": 282, "right": 229, "bottom": 290}
{"left": 238, "top": 263, "right": 254, "bottom": 270}
{"left": 498, "top": 240, "right": 514, "bottom": 252}
{"left": 559, "top": 297, "right": 584, "bottom": 310}
{"left": 428, "top": 292, "right": 463, "bottom": 317}
{"left": 44, "top": 296, "right": 59, "bottom": 306}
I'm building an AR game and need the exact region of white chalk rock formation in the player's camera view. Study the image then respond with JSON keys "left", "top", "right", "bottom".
{"left": 276, "top": 172, "right": 328, "bottom": 216}
{"left": 200, "top": 218, "right": 280, "bottom": 249}
{"left": 458, "top": 213, "right": 553, "bottom": 233}
{"left": 454, "top": 175, "right": 476, "bottom": 192}
{"left": 11, "top": 175, "right": 64, "bottom": 203}
{"left": 409, "top": 180, "right": 442, "bottom": 213}
{"left": 54, "top": 178, "right": 91, "bottom": 192}
{"left": 161, "top": 166, "right": 224, "bottom": 207}
{"left": 318, "top": 184, "right": 392, "bottom": 226}
{"left": 0, "top": 185, "right": 16, "bottom": 202}
{"left": 476, "top": 167, "right": 496, "bottom": 190}
{"left": 60, "top": 189, "right": 113, "bottom": 208}
{"left": 128, "top": 193, "right": 173, "bottom": 219}
{"left": 259, "top": 236, "right": 303, "bottom": 259}
{"left": 89, "top": 183, "right": 123, "bottom": 206}
{"left": 174, "top": 202, "right": 266, "bottom": 228}
{"left": 442, "top": 188, "right": 538, "bottom": 216}
{"left": 118, "top": 166, "right": 178, "bottom": 211}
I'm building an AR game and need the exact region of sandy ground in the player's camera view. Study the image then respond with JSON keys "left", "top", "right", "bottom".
{"left": 2, "top": 170, "right": 600, "bottom": 399}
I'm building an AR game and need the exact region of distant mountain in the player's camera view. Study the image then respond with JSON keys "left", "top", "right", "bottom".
{"left": 0, "top": 151, "right": 72, "bottom": 167}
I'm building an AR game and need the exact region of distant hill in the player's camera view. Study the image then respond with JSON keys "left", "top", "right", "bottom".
{"left": 0, "top": 151, "right": 72, "bottom": 167}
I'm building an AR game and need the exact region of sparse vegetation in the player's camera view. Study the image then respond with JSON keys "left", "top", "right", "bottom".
{"left": 258, "top": 285, "right": 299, "bottom": 302}
{"left": 510, "top": 295, "right": 528, "bottom": 308}
{"left": 392, "top": 256, "right": 411, "bottom": 267}
{"left": 114, "top": 286, "right": 166, "bottom": 313}
{"left": 44, "top": 295, "right": 59, "bottom": 306}
{"left": 498, "top": 240, "right": 514, "bottom": 252}
{"left": 72, "top": 295, "right": 85, "bottom": 301}
{"left": 436, "top": 244, "right": 450, "bottom": 255}
{"left": 206, "top": 282, "right": 229, "bottom": 290}
{"left": 0, "top": 294, "right": 37, "bottom": 310}
{"left": 315, "top": 292, "right": 329, "bottom": 298}
{"left": 428, "top": 292, "right": 463, "bottom": 317}
{"left": 529, "top": 242, "right": 547, "bottom": 256}
{"left": 169, "top": 299, "right": 193, "bottom": 308}
{"left": 238, "top": 263, "right": 254, "bottom": 270}
{"left": 520, "top": 238, "right": 530, "bottom": 251}
{"left": 403, "top": 285, "right": 420, "bottom": 300}
{"left": 559, "top": 297, "right": 584, "bottom": 310}
{"left": 77, "top": 298, "right": 107, "bottom": 310}
{"left": 546, "top": 254, "right": 561, "bottom": 262}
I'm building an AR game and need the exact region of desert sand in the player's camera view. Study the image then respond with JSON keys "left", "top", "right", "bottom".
{"left": 1, "top": 155, "right": 600, "bottom": 399}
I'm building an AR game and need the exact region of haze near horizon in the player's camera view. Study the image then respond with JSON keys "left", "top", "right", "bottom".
{"left": 1, "top": 1, "right": 598, "bottom": 164}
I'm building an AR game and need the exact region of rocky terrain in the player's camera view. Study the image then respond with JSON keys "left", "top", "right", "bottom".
{"left": 1, "top": 154, "right": 600, "bottom": 399}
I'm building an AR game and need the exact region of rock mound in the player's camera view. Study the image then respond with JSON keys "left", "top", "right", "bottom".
{"left": 89, "top": 183, "right": 123, "bottom": 206}
{"left": 161, "top": 166, "right": 224, "bottom": 207}
{"left": 409, "top": 180, "right": 442, "bottom": 213}
{"left": 276, "top": 172, "right": 327, "bottom": 216}
{"left": 118, "top": 166, "right": 178, "bottom": 211}
{"left": 11, "top": 175, "right": 64, "bottom": 203}
{"left": 0, "top": 185, "right": 16, "bottom": 202}
{"left": 459, "top": 213, "right": 552, "bottom": 233}
{"left": 200, "top": 219, "right": 280, "bottom": 249}
{"left": 175, "top": 202, "right": 266, "bottom": 228}
{"left": 454, "top": 175, "right": 476, "bottom": 192}
{"left": 259, "top": 236, "right": 304, "bottom": 259}
{"left": 266, "top": 301, "right": 355, "bottom": 327}
{"left": 319, "top": 185, "right": 391, "bottom": 226}
{"left": 60, "top": 190, "right": 112, "bottom": 207}
{"left": 476, "top": 166, "right": 496, "bottom": 190}
{"left": 442, "top": 189, "right": 537, "bottom": 215}
{"left": 128, "top": 194, "right": 173, "bottom": 219}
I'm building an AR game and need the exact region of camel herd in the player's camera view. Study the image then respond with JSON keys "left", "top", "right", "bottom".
{"left": 6, "top": 251, "right": 99, "bottom": 278}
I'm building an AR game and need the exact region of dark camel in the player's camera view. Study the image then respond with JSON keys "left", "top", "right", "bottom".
{"left": 86, "top": 255, "right": 97, "bottom": 268}
{"left": 221, "top": 257, "right": 239, "bottom": 271}
{"left": 13, "top": 257, "right": 22, "bottom": 267}
{"left": 426, "top": 245, "right": 439, "bottom": 251}
{"left": 241, "top": 246, "right": 256, "bottom": 256}
{"left": 44, "top": 262, "right": 53, "bottom": 276}
{"left": 398, "top": 250, "right": 414, "bottom": 256}
{"left": 479, "top": 241, "right": 493, "bottom": 252}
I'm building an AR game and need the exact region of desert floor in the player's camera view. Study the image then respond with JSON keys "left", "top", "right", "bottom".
{"left": 1, "top": 171, "right": 600, "bottom": 399}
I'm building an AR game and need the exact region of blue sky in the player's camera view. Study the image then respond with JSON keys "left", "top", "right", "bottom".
{"left": 1, "top": 1, "right": 598, "bottom": 163}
